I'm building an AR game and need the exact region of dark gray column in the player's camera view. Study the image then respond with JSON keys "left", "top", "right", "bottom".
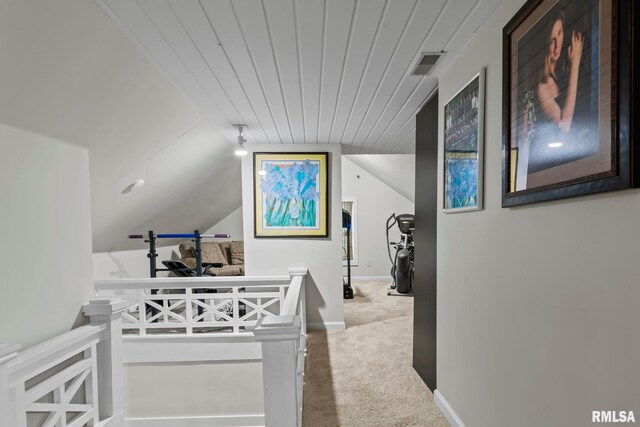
{"left": 412, "top": 92, "right": 438, "bottom": 391}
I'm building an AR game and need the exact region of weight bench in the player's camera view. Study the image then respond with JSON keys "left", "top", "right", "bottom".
{"left": 161, "top": 260, "right": 222, "bottom": 277}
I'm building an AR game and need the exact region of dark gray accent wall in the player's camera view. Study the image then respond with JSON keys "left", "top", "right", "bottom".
{"left": 412, "top": 92, "right": 438, "bottom": 391}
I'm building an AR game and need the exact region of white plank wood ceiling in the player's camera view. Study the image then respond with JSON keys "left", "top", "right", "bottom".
{"left": 98, "top": 0, "right": 501, "bottom": 154}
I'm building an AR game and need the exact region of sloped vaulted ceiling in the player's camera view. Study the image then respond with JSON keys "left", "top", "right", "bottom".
{"left": 1, "top": 0, "right": 502, "bottom": 251}
{"left": 345, "top": 155, "right": 415, "bottom": 203}
{"left": 0, "top": 0, "right": 242, "bottom": 252}
{"left": 96, "top": 0, "right": 502, "bottom": 154}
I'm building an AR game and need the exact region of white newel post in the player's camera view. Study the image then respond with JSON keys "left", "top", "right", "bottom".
{"left": 0, "top": 343, "right": 20, "bottom": 427}
{"left": 288, "top": 268, "right": 308, "bottom": 336}
{"left": 254, "top": 316, "right": 302, "bottom": 427}
{"left": 83, "top": 300, "right": 129, "bottom": 426}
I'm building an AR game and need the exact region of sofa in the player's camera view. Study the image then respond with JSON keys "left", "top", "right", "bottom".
{"left": 178, "top": 240, "right": 244, "bottom": 276}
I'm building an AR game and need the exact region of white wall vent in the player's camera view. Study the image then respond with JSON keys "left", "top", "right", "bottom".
{"left": 410, "top": 52, "right": 443, "bottom": 76}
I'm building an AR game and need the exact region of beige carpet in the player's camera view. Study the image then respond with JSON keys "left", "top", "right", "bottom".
{"left": 302, "top": 280, "right": 449, "bottom": 427}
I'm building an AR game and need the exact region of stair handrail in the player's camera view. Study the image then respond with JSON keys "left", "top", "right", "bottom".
{"left": 0, "top": 300, "right": 128, "bottom": 427}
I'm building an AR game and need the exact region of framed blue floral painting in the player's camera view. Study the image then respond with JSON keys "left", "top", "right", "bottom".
{"left": 253, "top": 152, "right": 328, "bottom": 237}
{"left": 443, "top": 68, "right": 485, "bottom": 213}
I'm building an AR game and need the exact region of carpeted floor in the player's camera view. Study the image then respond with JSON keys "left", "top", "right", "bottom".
{"left": 302, "top": 280, "right": 449, "bottom": 427}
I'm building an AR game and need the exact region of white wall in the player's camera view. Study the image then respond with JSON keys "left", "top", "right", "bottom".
{"left": 345, "top": 154, "right": 416, "bottom": 202}
{"left": 242, "top": 144, "right": 344, "bottom": 329}
{"left": 436, "top": 1, "right": 640, "bottom": 426}
{"left": 0, "top": 123, "right": 94, "bottom": 348}
{"left": 124, "top": 361, "right": 263, "bottom": 419}
{"left": 206, "top": 206, "right": 244, "bottom": 241}
{"left": 0, "top": 0, "right": 243, "bottom": 254}
{"left": 92, "top": 207, "right": 244, "bottom": 279}
{"left": 93, "top": 246, "right": 179, "bottom": 279}
{"left": 342, "top": 156, "right": 414, "bottom": 278}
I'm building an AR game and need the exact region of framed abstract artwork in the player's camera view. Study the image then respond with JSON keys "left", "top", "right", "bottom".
{"left": 253, "top": 152, "right": 329, "bottom": 238}
{"left": 443, "top": 68, "right": 485, "bottom": 213}
{"left": 502, "top": 0, "right": 639, "bottom": 206}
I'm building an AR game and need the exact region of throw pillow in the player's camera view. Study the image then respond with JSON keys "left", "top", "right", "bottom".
{"left": 201, "top": 242, "right": 228, "bottom": 266}
{"left": 218, "top": 241, "right": 232, "bottom": 265}
{"left": 178, "top": 243, "right": 195, "bottom": 259}
{"left": 230, "top": 241, "right": 244, "bottom": 265}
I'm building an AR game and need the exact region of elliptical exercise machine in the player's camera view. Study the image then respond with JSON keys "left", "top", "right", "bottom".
{"left": 386, "top": 213, "right": 415, "bottom": 296}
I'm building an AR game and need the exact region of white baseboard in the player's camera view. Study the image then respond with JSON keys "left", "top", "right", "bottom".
{"left": 352, "top": 276, "right": 390, "bottom": 281}
{"left": 434, "top": 389, "right": 466, "bottom": 427}
{"left": 307, "top": 322, "right": 346, "bottom": 331}
{"left": 126, "top": 414, "right": 264, "bottom": 427}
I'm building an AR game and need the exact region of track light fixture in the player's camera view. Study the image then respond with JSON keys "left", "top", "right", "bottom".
{"left": 233, "top": 124, "right": 248, "bottom": 156}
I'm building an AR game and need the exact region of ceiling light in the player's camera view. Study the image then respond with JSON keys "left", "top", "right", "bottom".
{"left": 233, "top": 124, "right": 248, "bottom": 156}
{"left": 548, "top": 142, "right": 563, "bottom": 148}
{"left": 122, "top": 179, "right": 145, "bottom": 194}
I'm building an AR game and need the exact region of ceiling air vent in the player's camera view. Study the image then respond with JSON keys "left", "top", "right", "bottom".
{"left": 410, "top": 52, "right": 443, "bottom": 76}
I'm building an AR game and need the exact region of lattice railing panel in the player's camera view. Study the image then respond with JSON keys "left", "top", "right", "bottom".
{"left": 239, "top": 296, "right": 281, "bottom": 322}
{"left": 2, "top": 301, "right": 128, "bottom": 427}
{"left": 10, "top": 341, "right": 101, "bottom": 427}
{"left": 105, "top": 284, "right": 288, "bottom": 336}
{"left": 27, "top": 351, "right": 97, "bottom": 427}
{"left": 122, "top": 303, "right": 141, "bottom": 325}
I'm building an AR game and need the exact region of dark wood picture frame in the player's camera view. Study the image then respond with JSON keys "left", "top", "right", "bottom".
{"left": 502, "top": 0, "right": 639, "bottom": 207}
{"left": 253, "top": 152, "right": 329, "bottom": 238}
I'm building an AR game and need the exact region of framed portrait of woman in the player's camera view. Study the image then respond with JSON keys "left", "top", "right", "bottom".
{"left": 502, "top": 0, "right": 638, "bottom": 206}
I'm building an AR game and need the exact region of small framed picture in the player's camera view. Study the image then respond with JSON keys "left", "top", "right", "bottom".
{"left": 502, "top": 0, "right": 638, "bottom": 206}
{"left": 443, "top": 68, "right": 485, "bottom": 213}
{"left": 253, "top": 152, "right": 329, "bottom": 238}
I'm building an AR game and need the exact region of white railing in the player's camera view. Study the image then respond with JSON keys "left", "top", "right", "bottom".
{"left": 1, "top": 269, "right": 308, "bottom": 427}
{"left": 95, "top": 275, "right": 294, "bottom": 337}
{"left": 254, "top": 268, "right": 307, "bottom": 427}
{"left": 95, "top": 268, "right": 309, "bottom": 427}
{"left": 0, "top": 300, "right": 128, "bottom": 427}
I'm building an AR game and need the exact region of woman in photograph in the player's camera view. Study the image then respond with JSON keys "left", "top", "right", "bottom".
{"left": 527, "top": 11, "right": 584, "bottom": 175}
{"left": 537, "top": 12, "right": 583, "bottom": 134}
